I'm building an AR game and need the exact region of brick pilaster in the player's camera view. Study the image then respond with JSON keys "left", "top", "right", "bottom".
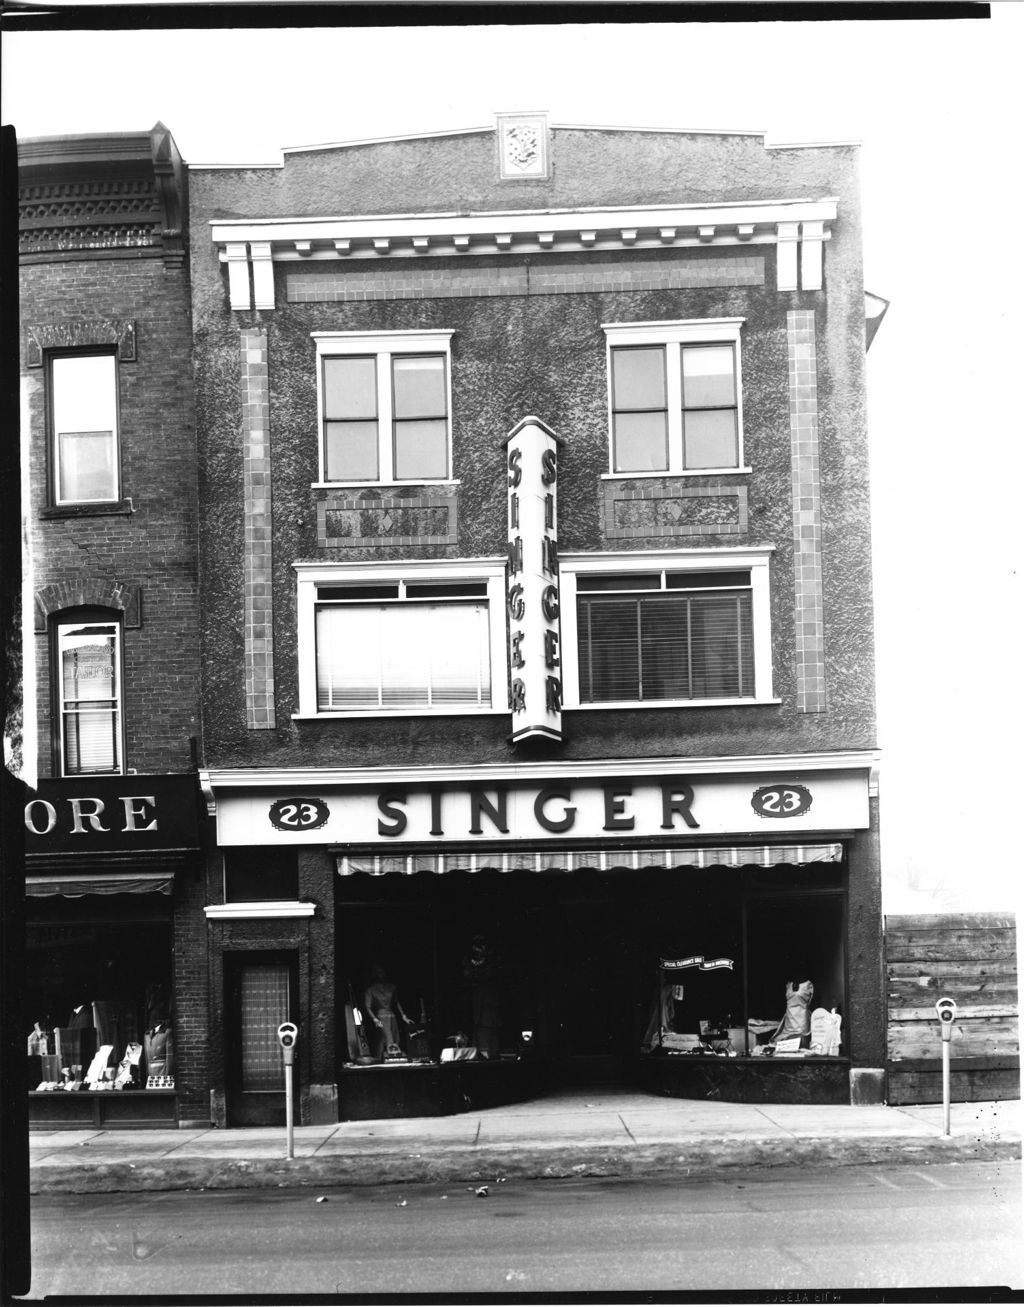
{"left": 240, "top": 330, "right": 276, "bottom": 729}
{"left": 787, "top": 310, "right": 826, "bottom": 713}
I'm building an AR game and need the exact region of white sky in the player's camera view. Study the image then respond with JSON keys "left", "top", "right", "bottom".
{"left": 4, "top": 10, "right": 1021, "bottom": 912}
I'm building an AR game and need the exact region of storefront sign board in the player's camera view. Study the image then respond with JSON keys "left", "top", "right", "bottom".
{"left": 214, "top": 770, "right": 870, "bottom": 846}
{"left": 24, "top": 775, "right": 202, "bottom": 852}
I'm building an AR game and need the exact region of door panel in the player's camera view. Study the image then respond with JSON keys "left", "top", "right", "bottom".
{"left": 226, "top": 953, "right": 296, "bottom": 1126}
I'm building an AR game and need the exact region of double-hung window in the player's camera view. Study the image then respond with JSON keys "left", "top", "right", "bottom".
{"left": 313, "top": 331, "right": 454, "bottom": 484}
{"left": 295, "top": 561, "right": 507, "bottom": 717}
{"left": 55, "top": 616, "right": 123, "bottom": 774}
{"left": 50, "top": 352, "right": 120, "bottom": 504}
{"left": 559, "top": 549, "right": 775, "bottom": 708}
{"left": 604, "top": 320, "right": 745, "bottom": 475}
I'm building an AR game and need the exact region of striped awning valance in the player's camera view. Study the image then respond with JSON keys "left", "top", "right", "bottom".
{"left": 336, "top": 844, "right": 843, "bottom": 877}
{"left": 26, "top": 872, "right": 174, "bottom": 897}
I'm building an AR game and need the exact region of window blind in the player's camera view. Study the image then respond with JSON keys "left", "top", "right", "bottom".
{"left": 578, "top": 590, "right": 753, "bottom": 702}
{"left": 60, "top": 626, "right": 120, "bottom": 773}
{"left": 316, "top": 600, "right": 491, "bottom": 710}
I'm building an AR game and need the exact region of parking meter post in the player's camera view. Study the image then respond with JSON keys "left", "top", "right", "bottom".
{"left": 277, "top": 1023, "right": 298, "bottom": 1160}
{"left": 935, "top": 998, "right": 957, "bottom": 1138}
{"left": 285, "top": 1061, "right": 294, "bottom": 1159}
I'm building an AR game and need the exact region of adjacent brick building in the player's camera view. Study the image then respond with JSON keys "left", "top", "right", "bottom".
{"left": 189, "top": 116, "right": 884, "bottom": 1124}
{"left": 19, "top": 126, "right": 205, "bottom": 1127}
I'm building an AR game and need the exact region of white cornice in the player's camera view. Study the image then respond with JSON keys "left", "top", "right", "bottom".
{"left": 212, "top": 197, "right": 836, "bottom": 309}
{"left": 214, "top": 196, "right": 831, "bottom": 308}
{"left": 212, "top": 197, "right": 836, "bottom": 247}
{"left": 199, "top": 751, "right": 880, "bottom": 811}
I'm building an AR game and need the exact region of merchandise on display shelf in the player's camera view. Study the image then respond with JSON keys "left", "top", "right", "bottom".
{"left": 144, "top": 1023, "right": 174, "bottom": 1077}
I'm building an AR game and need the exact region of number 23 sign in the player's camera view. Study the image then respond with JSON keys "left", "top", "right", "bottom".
{"left": 268, "top": 797, "right": 331, "bottom": 832}
{"left": 750, "top": 784, "right": 812, "bottom": 819}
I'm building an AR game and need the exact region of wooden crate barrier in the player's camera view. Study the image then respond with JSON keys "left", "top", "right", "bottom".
{"left": 885, "top": 913, "right": 1019, "bottom": 1104}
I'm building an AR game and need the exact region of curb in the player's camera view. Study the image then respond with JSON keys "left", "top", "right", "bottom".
{"left": 30, "top": 1134, "right": 1022, "bottom": 1195}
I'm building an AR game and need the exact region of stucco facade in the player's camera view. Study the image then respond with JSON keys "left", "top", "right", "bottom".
{"left": 190, "top": 118, "right": 883, "bottom": 1123}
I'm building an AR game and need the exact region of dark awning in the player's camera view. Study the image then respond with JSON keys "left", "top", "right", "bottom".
{"left": 337, "top": 843, "right": 843, "bottom": 877}
{"left": 26, "top": 871, "right": 174, "bottom": 898}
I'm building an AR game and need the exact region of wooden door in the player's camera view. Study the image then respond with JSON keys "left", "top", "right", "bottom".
{"left": 225, "top": 953, "right": 297, "bottom": 1127}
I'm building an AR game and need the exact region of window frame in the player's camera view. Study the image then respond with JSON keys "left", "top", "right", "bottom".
{"left": 48, "top": 349, "right": 122, "bottom": 507}
{"left": 52, "top": 610, "right": 125, "bottom": 777}
{"left": 559, "top": 547, "right": 776, "bottom": 709}
{"left": 602, "top": 320, "right": 747, "bottom": 478}
{"left": 312, "top": 330, "right": 456, "bottom": 487}
{"left": 294, "top": 557, "right": 508, "bottom": 719}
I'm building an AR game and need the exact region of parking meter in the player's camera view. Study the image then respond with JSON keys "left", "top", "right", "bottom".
{"left": 935, "top": 997, "right": 957, "bottom": 1042}
{"left": 935, "top": 998, "right": 957, "bottom": 1137}
{"left": 277, "top": 1023, "right": 298, "bottom": 1158}
{"left": 277, "top": 1022, "right": 298, "bottom": 1065}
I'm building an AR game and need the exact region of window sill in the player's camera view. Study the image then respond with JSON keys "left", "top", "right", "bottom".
{"left": 293, "top": 708, "right": 505, "bottom": 721}
{"left": 41, "top": 499, "right": 134, "bottom": 519}
{"left": 311, "top": 480, "right": 461, "bottom": 492}
{"left": 204, "top": 901, "right": 316, "bottom": 919}
{"left": 601, "top": 469, "right": 751, "bottom": 480}
{"left": 570, "top": 697, "right": 781, "bottom": 711}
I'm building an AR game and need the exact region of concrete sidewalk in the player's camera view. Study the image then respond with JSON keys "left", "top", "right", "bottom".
{"left": 29, "top": 1091, "right": 1021, "bottom": 1195}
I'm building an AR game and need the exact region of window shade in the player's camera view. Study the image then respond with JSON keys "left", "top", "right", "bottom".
{"left": 317, "top": 601, "right": 491, "bottom": 710}
{"left": 60, "top": 626, "right": 120, "bottom": 773}
{"left": 578, "top": 590, "right": 753, "bottom": 702}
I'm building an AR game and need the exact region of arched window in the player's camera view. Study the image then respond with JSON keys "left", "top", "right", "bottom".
{"left": 53, "top": 610, "right": 124, "bottom": 775}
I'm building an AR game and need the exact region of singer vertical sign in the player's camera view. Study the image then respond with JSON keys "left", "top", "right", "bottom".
{"left": 505, "top": 417, "right": 564, "bottom": 742}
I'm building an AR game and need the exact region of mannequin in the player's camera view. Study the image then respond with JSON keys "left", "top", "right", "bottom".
{"left": 363, "top": 965, "right": 409, "bottom": 1059}
{"left": 772, "top": 979, "right": 814, "bottom": 1045}
{"left": 462, "top": 936, "right": 501, "bottom": 1058}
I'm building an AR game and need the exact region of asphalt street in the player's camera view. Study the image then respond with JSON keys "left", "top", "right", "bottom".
{"left": 22, "top": 1161, "right": 1022, "bottom": 1298}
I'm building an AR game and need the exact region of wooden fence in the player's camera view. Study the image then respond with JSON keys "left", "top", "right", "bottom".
{"left": 885, "top": 913, "right": 1019, "bottom": 1104}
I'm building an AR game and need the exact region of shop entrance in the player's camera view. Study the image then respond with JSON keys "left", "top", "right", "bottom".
{"left": 546, "top": 895, "right": 638, "bottom": 1085}
{"left": 224, "top": 952, "right": 297, "bottom": 1127}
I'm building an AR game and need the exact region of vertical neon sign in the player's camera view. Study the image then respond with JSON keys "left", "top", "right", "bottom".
{"left": 505, "top": 417, "right": 563, "bottom": 743}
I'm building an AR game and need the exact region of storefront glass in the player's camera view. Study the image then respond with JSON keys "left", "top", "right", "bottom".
{"left": 333, "top": 858, "right": 848, "bottom": 1083}
{"left": 26, "top": 896, "right": 173, "bottom": 1093}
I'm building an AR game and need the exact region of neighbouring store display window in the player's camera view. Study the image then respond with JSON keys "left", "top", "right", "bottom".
{"left": 224, "top": 849, "right": 299, "bottom": 902}
{"left": 637, "top": 865, "right": 846, "bottom": 1061}
{"left": 26, "top": 897, "right": 174, "bottom": 1094}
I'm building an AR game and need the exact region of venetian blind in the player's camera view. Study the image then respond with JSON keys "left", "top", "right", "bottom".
{"left": 316, "top": 601, "right": 491, "bottom": 710}
{"left": 578, "top": 590, "right": 754, "bottom": 702}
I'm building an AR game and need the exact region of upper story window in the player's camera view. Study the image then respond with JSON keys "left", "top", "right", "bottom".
{"left": 603, "top": 320, "right": 745, "bottom": 476}
{"left": 50, "top": 352, "right": 120, "bottom": 505}
{"left": 295, "top": 560, "right": 507, "bottom": 718}
{"left": 55, "top": 614, "right": 123, "bottom": 775}
{"left": 558, "top": 549, "right": 775, "bottom": 709}
{"left": 313, "top": 331, "right": 454, "bottom": 485}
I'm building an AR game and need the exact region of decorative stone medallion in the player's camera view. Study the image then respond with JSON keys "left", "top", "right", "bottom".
{"left": 497, "top": 112, "right": 550, "bottom": 180}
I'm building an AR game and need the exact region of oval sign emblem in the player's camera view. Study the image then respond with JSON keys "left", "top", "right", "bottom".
{"left": 751, "top": 784, "right": 812, "bottom": 819}
{"left": 268, "top": 797, "right": 330, "bottom": 832}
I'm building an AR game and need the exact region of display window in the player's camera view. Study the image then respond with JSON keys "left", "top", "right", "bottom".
{"left": 638, "top": 865, "right": 846, "bottom": 1059}
{"left": 333, "top": 857, "right": 847, "bottom": 1082}
{"left": 26, "top": 897, "right": 174, "bottom": 1093}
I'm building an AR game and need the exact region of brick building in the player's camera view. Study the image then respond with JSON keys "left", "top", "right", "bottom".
{"left": 19, "top": 126, "right": 205, "bottom": 1127}
{"left": 189, "top": 115, "right": 884, "bottom": 1126}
